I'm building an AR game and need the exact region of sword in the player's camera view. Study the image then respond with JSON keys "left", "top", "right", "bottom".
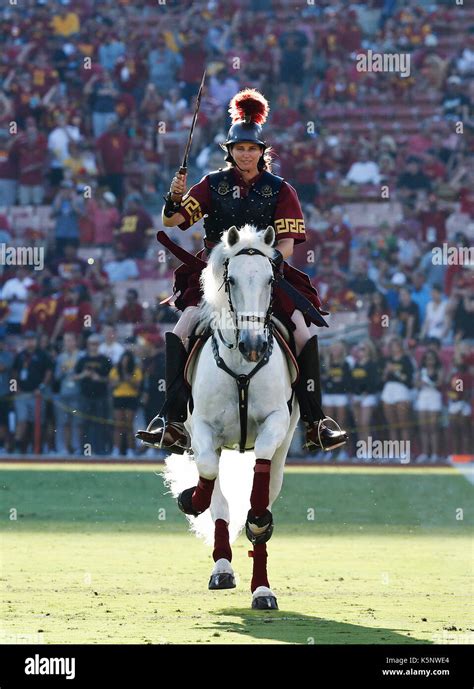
{"left": 171, "top": 69, "right": 206, "bottom": 203}
{"left": 156, "top": 230, "right": 207, "bottom": 270}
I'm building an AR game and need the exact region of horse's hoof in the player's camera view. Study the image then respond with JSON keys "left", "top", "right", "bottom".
{"left": 252, "top": 595, "right": 278, "bottom": 610}
{"left": 208, "top": 572, "right": 236, "bottom": 590}
{"left": 177, "top": 487, "right": 202, "bottom": 517}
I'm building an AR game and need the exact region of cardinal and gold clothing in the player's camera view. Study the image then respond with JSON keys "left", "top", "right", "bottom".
{"left": 22, "top": 296, "right": 59, "bottom": 336}
{"left": 178, "top": 167, "right": 306, "bottom": 245}
{"left": 171, "top": 166, "right": 325, "bottom": 326}
{"left": 116, "top": 209, "right": 154, "bottom": 255}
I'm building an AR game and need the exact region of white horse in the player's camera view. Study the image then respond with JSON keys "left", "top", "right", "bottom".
{"left": 164, "top": 224, "right": 300, "bottom": 609}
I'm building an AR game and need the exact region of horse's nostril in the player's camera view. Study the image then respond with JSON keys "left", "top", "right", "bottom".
{"left": 238, "top": 341, "right": 246, "bottom": 354}
{"left": 260, "top": 341, "right": 268, "bottom": 353}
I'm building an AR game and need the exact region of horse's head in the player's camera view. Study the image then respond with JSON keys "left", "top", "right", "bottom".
{"left": 222, "top": 224, "right": 276, "bottom": 363}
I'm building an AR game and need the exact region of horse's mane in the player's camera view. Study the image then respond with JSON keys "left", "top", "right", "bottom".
{"left": 198, "top": 224, "right": 274, "bottom": 328}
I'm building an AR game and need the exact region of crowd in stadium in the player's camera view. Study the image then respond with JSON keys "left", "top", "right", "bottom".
{"left": 0, "top": 0, "right": 472, "bottom": 460}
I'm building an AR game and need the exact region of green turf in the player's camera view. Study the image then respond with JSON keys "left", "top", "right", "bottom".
{"left": 0, "top": 464, "right": 472, "bottom": 644}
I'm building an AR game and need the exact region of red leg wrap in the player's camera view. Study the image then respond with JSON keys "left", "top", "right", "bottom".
{"left": 251, "top": 542, "right": 269, "bottom": 592}
{"left": 250, "top": 459, "right": 271, "bottom": 517}
{"left": 213, "top": 518, "right": 232, "bottom": 563}
{"left": 191, "top": 476, "right": 215, "bottom": 513}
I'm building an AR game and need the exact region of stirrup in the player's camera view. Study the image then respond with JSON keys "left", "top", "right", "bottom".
{"left": 147, "top": 413, "right": 167, "bottom": 449}
{"left": 317, "top": 416, "right": 345, "bottom": 452}
{"left": 136, "top": 413, "right": 166, "bottom": 449}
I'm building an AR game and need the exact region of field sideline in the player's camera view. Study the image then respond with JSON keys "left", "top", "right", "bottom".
{"left": 1, "top": 463, "right": 472, "bottom": 645}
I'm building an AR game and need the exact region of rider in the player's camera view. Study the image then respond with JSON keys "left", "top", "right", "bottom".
{"left": 143, "top": 88, "right": 347, "bottom": 453}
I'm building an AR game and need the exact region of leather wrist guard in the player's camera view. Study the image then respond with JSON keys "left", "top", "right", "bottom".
{"left": 163, "top": 191, "right": 182, "bottom": 218}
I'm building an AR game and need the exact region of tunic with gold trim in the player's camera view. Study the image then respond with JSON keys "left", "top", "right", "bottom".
{"left": 172, "top": 166, "right": 324, "bottom": 328}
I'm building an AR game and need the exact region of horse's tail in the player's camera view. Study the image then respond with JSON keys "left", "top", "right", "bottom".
{"left": 163, "top": 450, "right": 255, "bottom": 545}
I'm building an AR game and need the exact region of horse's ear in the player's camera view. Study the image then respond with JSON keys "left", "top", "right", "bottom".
{"left": 263, "top": 225, "right": 275, "bottom": 246}
{"left": 227, "top": 226, "right": 240, "bottom": 247}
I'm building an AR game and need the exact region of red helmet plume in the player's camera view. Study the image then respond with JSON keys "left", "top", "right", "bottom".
{"left": 228, "top": 88, "right": 269, "bottom": 125}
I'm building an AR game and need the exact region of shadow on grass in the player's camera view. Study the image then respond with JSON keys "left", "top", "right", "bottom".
{"left": 205, "top": 609, "right": 430, "bottom": 645}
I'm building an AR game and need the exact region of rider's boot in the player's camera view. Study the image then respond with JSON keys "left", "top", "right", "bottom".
{"left": 136, "top": 332, "right": 189, "bottom": 451}
{"left": 294, "top": 335, "right": 348, "bottom": 452}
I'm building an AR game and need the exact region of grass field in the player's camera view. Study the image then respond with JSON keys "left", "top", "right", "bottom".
{"left": 0, "top": 463, "right": 472, "bottom": 645}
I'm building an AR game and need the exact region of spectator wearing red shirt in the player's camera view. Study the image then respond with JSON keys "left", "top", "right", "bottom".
{"left": 322, "top": 206, "right": 352, "bottom": 271}
{"left": 22, "top": 280, "right": 59, "bottom": 337}
{"left": 118, "top": 289, "right": 144, "bottom": 325}
{"left": 292, "top": 141, "right": 318, "bottom": 204}
{"left": 459, "top": 185, "right": 474, "bottom": 217}
{"left": 114, "top": 55, "right": 147, "bottom": 96}
{"left": 242, "top": 35, "right": 275, "bottom": 87}
{"left": 84, "top": 258, "right": 110, "bottom": 295}
{"left": 271, "top": 93, "right": 301, "bottom": 130}
{"left": 417, "top": 195, "right": 448, "bottom": 244}
{"left": 423, "top": 149, "right": 446, "bottom": 184}
{"left": 368, "top": 291, "right": 391, "bottom": 340}
{"left": 96, "top": 120, "right": 130, "bottom": 204}
{"left": 452, "top": 165, "right": 474, "bottom": 217}
{"left": 11, "top": 117, "right": 48, "bottom": 205}
{"left": 115, "top": 193, "right": 153, "bottom": 258}
{"left": 84, "top": 191, "right": 120, "bottom": 246}
{"left": 337, "top": 17, "right": 362, "bottom": 53}
{"left": 51, "top": 285, "right": 93, "bottom": 342}
{"left": 6, "top": 71, "right": 43, "bottom": 128}
{"left": 179, "top": 31, "right": 207, "bottom": 105}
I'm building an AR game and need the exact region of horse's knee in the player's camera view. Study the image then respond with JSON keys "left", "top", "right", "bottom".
{"left": 196, "top": 453, "right": 218, "bottom": 480}
{"left": 254, "top": 419, "right": 289, "bottom": 458}
{"left": 245, "top": 509, "right": 274, "bottom": 544}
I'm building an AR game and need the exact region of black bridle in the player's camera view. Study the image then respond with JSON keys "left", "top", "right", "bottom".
{"left": 218, "top": 247, "right": 276, "bottom": 350}
{"left": 211, "top": 247, "right": 277, "bottom": 453}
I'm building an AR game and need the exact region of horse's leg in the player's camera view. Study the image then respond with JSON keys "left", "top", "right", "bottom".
{"left": 177, "top": 417, "right": 218, "bottom": 516}
{"left": 208, "top": 471, "right": 236, "bottom": 590}
{"left": 248, "top": 407, "right": 294, "bottom": 610}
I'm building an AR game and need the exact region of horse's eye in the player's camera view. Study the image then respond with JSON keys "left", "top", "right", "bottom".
{"left": 228, "top": 276, "right": 235, "bottom": 286}
{"left": 268, "top": 277, "right": 274, "bottom": 285}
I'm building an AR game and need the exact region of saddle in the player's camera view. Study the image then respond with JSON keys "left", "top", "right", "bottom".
{"left": 184, "top": 317, "right": 299, "bottom": 389}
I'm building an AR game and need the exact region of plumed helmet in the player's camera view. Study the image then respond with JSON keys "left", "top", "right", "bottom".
{"left": 221, "top": 88, "right": 270, "bottom": 149}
